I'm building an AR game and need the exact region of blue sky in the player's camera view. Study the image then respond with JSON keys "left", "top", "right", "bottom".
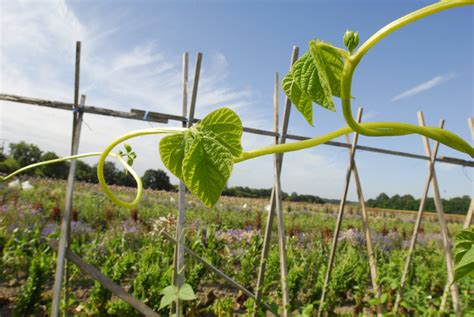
{"left": 0, "top": 0, "right": 472, "bottom": 201}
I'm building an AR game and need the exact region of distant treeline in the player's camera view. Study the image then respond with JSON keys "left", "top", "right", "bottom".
{"left": 0, "top": 142, "right": 470, "bottom": 214}
{"left": 366, "top": 193, "right": 470, "bottom": 215}
{"left": 222, "top": 186, "right": 327, "bottom": 204}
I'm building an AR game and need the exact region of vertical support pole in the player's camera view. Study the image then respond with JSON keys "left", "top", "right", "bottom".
{"left": 417, "top": 112, "right": 461, "bottom": 316}
{"left": 344, "top": 134, "right": 382, "bottom": 316}
{"left": 318, "top": 108, "right": 363, "bottom": 316}
{"left": 273, "top": 73, "right": 290, "bottom": 316}
{"left": 174, "top": 52, "right": 201, "bottom": 317}
{"left": 173, "top": 52, "right": 188, "bottom": 317}
{"left": 254, "top": 46, "right": 299, "bottom": 316}
{"left": 51, "top": 41, "right": 82, "bottom": 317}
{"left": 393, "top": 119, "right": 444, "bottom": 312}
{"left": 463, "top": 118, "right": 474, "bottom": 229}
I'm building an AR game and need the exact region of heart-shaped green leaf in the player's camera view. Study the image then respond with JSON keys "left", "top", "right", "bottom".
{"left": 182, "top": 133, "right": 234, "bottom": 207}
{"left": 453, "top": 226, "right": 474, "bottom": 282}
{"left": 283, "top": 40, "right": 344, "bottom": 126}
{"left": 178, "top": 283, "right": 196, "bottom": 301}
{"left": 199, "top": 107, "right": 243, "bottom": 157}
{"left": 159, "top": 285, "right": 178, "bottom": 310}
{"left": 159, "top": 107, "right": 242, "bottom": 207}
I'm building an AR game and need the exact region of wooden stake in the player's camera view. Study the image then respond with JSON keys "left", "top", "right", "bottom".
{"left": 254, "top": 46, "right": 299, "bottom": 316}
{"left": 272, "top": 73, "right": 290, "bottom": 316}
{"left": 51, "top": 41, "right": 82, "bottom": 317}
{"left": 174, "top": 52, "right": 189, "bottom": 317}
{"left": 318, "top": 107, "right": 363, "bottom": 316}
{"left": 463, "top": 117, "right": 473, "bottom": 229}
{"left": 344, "top": 133, "right": 382, "bottom": 316}
{"left": 417, "top": 112, "right": 461, "bottom": 315}
{"left": 393, "top": 119, "right": 444, "bottom": 312}
{"left": 174, "top": 52, "right": 201, "bottom": 317}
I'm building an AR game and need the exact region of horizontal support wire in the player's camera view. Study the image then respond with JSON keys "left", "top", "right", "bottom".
{"left": 1, "top": 93, "right": 472, "bottom": 167}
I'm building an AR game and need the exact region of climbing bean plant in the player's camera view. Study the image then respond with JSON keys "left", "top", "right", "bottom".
{"left": 2, "top": 0, "right": 473, "bottom": 281}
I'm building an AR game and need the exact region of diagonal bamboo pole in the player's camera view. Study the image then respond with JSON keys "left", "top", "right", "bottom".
{"left": 417, "top": 112, "right": 461, "bottom": 316}
{"left": 393, "top": 119, "right": 444, "bottom": 313}
{"left": 253, "top": 46, "right": 299, "bottom": 316}
{"left": 161, "top": 232, "right": 278, "bottom": 315}
{"left": 344, "top": 134, "right": 382, "bottom": 316}
{"left": 318, "top": 107, "right": 363, "bottom": 316}
{"left": 49, "top": 239, "right": 160, "bottom": 317}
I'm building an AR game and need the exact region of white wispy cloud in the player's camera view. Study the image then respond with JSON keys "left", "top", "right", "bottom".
{"left": 391, "top": 73, "right": 457, "bottom": 102}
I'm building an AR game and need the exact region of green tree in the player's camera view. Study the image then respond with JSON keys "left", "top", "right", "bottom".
{"left": 9, "top": 142, "right": 42, "bottom": 167}
{"left": 76, "top": 160, "right": 97, "bottom": 183}
{"left": 142, "top": 169, "right": 173, "bottom": 191}
{"left": 0, "top": 158, "right": 20, "bottom": 174}
{"left": 116, "top": 171, "right": 136, "bottom": 187}
{"left": 39, "top": 152, "right": 69, "bottom": 179}
{"left": 94, "top": 161, "right": 120, "bottom": 185}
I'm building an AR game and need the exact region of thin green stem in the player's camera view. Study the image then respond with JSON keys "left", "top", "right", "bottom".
{"left": 235, "top": 126, "right": 353, "bottom": 163}
{"left": 0, "top": 151, "right": 146, "bottom": 206}
{"left": 1, "top": 152, "right": 102, "bottom": 182}
{"left": 352, "top": 0, "right": 474, "bottom": 66}
{"left": 97, "top": 127, "right": 187, "bottom": 208}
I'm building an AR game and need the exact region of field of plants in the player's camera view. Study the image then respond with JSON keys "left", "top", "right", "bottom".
{"left": 0, "top": 178, "right": 472, "bottom": 316}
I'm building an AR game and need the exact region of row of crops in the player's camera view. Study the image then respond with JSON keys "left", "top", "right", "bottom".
{"left": 0, "top": 178, "right": 472, "bottom": 316}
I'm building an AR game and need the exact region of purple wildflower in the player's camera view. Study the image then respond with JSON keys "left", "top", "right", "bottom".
{"left": 71, "top": 221, "right": 92, "bottom": 235}
{"left": 41, "top": 223, "right": 57, "bottom": 237}
{"left": 122, "top": 219, "right": 138, "bottom": 233}
{"left": 339, "top": 228, "right": 365, "bottom": 246}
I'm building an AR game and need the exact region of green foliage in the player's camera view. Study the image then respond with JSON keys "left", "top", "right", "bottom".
{"left": 0, "top": 157, "right": 20, "bottom": 174}
{"left": 366, "top": 192, "right": 470, "bottom": 214}
{"left": 9, "top": 141, "right": 42, "bottom": 167}
{"left": 453, "top": 226, "right": 474, "bottom": 282}
{"left": 160, "top": 108, "right": 243, "bottom": 207}
{"left": 14, "top": 253, "right": 49, "bottom": 316}
{"left": 282, "top": 40, "right": 343, "bottom": 126}
{"left": 343, "top": 30, "right": 359, "bottom": 53}
{"left": 118, "top": 143, "right": 137, "bottom": 167}
{"left": 142, "top": 169, "right": 174, "bottom": 191}
{"left": 207, "top": 296, "right": 234, "bottom": 317}
{"left": 159, "top": 283, "right": 197, "bottom": 310}
{"left": 40, "top": 151, "right": 69, "bottom": 179}
{"left": 76, "top": 160, "right": 98, "bottom": 183}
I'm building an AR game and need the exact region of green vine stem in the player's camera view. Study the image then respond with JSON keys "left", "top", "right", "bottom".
{"left": 340, "top": 0, "right": 474, "bottom": 155}
{"left": 1, "top": 152, "right": 103, "bottom": 182}
{"left": 96, "top": 127, "right": 187, "bottom": 208}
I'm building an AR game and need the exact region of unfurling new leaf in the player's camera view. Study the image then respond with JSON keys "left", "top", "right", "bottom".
{"left": 159, "top": 107, "right": 243, "bottom": 207}
{"left": 343, "top": 30, "right": 359, "bottom": 53}
{"left": 282, "top": 39, "right": 345, "bottom": 126}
